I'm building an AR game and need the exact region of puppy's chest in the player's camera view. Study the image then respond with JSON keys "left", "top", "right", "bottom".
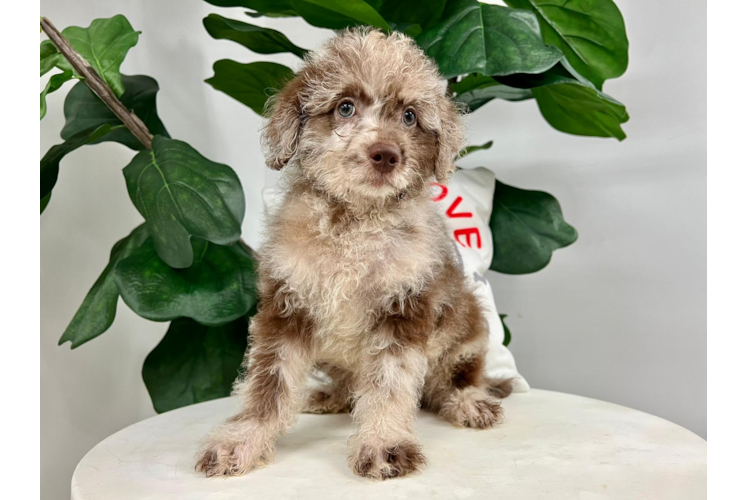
{"left": 269, "top": 217, "right": 438, "bottom": 323}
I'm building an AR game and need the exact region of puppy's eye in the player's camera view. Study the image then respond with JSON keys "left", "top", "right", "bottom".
{"left": 337, "top": 101, "right": 356, "bottom": 118}
{"left": 403, "top": 108, "right": 417, "bottom": 127}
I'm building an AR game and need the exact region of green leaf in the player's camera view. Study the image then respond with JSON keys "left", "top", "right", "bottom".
{"left": 391, "top": 22, "right": 423, "bottom": 38}
{"left": 58, "top": 225, "right": 150, "bottom": 348}
{"left": 61, "top": 15, "right": 140, "bottom": 97}
{"left": 495, "top": 59, "right": 586, "bottom": 88}
{"left": 416, "top": 0, "right": 563, "bottom": 79}
{"left": 114, "top": 239, "right": 257, "bottom": 325}
{"left": 61, "top": 75, "right": 169, "bottom": 151}
{"left": 291, "top": 0, "right": 391, "bottom": 30}
{"left": 378, "top": 0, "right": 446, "bottom": 30}
{"left": 41, "top": 192, "right": 51, "bottom": 214}
{"left": 40, "top": 40, "right": 58, "bottom": 76}
{"left": 206, "top": 0, "right": 297, "bottom": 17}
{"left": 244, "top": 11, "right": 298, "bottom": 19}
{"left": 143, "top": 316, "right": 250, "bottom": 413}
{"left": 496, "top": 62, "right": 628, "bottom": 139}
{"left": 532, "top": 82, "right": 628, "bottom": 140}
{"left": 40, "top": 70, "right": 73, "bottom": 120}
{"left": 206, "top": 60, "right": 294, "bottom": 115}
{"left": 489, "top": 179, "right": 577, "bottom": 274}
{"left": 204, "top": 0, "right": 390, "bottom": 29}
{"left": 504, "top": 0, "right": 628, "bottom": 89}
{"left": 499, "top": 313, "right": 512, "bottom": 347}
{"left": 203, "top": 14, "right": 308, "bottom": 58}
{"left": 40, "top": 124, "right": 114, "bottom": 202}
{"left": 40, "top": 39, "right": 70, "bottom": 76}
{"left": 459, "top": 140, "right": 493, "bottom": 158}
{"left": 453, "top": 73, "right": 533, "bottom": 111}
{"left": 122, "top": 135, "right": 245, "bottom": 269}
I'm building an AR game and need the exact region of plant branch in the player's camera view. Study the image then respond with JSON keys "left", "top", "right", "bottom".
{"left": 40, "top": 17, "right": 153, "bottom": 149}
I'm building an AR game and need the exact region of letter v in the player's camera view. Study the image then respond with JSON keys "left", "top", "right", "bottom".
{"left": 446, "top": 196, "right": 472, "bottom": 218}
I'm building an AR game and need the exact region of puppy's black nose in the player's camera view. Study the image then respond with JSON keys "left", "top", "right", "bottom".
{"left": 368, "top": 143, "right": 401, "bottom": 173}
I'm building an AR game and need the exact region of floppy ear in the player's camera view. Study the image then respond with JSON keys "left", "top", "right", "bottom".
{"left": 434, "top": 96, "right": 466, "bottom": 184}
{"left": 262, "top": 76, "right": 305, "bottom": 170}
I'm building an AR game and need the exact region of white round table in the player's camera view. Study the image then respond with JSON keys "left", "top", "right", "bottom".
{"left": 71, "top": 390, "right": 706, "bottom": 499}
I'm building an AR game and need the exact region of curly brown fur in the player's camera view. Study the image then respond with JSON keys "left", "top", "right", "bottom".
{"left": 197, "top": 28, "right": 505, "bottom": 480}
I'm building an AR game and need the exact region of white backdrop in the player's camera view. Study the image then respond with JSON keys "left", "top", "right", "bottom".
{"left": 40, "top": 0, "right": 706, "bottom": 497}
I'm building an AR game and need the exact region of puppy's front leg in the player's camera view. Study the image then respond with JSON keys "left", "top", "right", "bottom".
{"left": 196, "top": 308, "right": 314, "bottom": 477}
{"left": 349, "top": 318, "right": 429, "bottom": 479}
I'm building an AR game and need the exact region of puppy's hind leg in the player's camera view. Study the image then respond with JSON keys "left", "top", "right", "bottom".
{"left": 425, "top": 351, "right": 505, "bottom": 429}
{"left": 196, "top": 306, "right": 314, "bottom": 477}
{"left": 485, "top": 376, "right": 515, "bottom": 399}
{"left": 423, "top": 296, "right": 504, "bottom": 429}
{"left": 301, "top": 363, "right": 354, "bottom": 414}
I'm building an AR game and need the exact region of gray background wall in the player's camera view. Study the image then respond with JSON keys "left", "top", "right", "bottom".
{"left": 40, "top": 0, "right": 706, "bottom": 497}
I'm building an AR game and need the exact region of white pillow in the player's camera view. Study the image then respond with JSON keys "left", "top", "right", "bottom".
{"left": 262, "top": 167, "right": 529, "bottom": 393}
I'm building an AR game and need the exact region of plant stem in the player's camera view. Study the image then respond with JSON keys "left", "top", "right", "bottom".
{"left": 40, "top": 17, "right": 153, "bottom": 150}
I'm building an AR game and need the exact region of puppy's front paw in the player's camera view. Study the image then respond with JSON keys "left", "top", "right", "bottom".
{"left": 350, "top": 441, "right": 426, "bottom": 480}
{"left": 196, "top": 423, "right": 273, "bottom": 477}
{"left": 441, "top": 389, "right": 504, "bottom": 429}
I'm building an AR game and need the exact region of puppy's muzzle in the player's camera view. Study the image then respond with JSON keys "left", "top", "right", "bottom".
{"left": 368, "top": 142, "right": 401, "bottom": 173}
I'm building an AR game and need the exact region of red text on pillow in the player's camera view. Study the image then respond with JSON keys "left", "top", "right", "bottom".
{"left": 430, "top": 183, "right": 483, "bottom": 249}
{"left": 446, "top": 196, "right": 472, "bottom": 218}
{"left": 454, "top": 228, "right": 482, "bottom": 249}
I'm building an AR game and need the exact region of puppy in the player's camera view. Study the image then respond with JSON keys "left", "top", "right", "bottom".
{"left": 197, "top": 28, "right": 511, "bottom": 480}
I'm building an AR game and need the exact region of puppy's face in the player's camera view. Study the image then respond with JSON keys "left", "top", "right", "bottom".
{"left": 263, "top": 29, "right": 464, "bottom": 204}
{"left": 300, "top": 81, "right": 441, "bottom": 201}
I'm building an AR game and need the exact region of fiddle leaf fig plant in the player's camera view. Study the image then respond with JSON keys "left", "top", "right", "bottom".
{"left": 40, "top": 15, "right": 258, "bottom": 411}
{"left": 41, "top": 0, "right": 629, "bottom": 413}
